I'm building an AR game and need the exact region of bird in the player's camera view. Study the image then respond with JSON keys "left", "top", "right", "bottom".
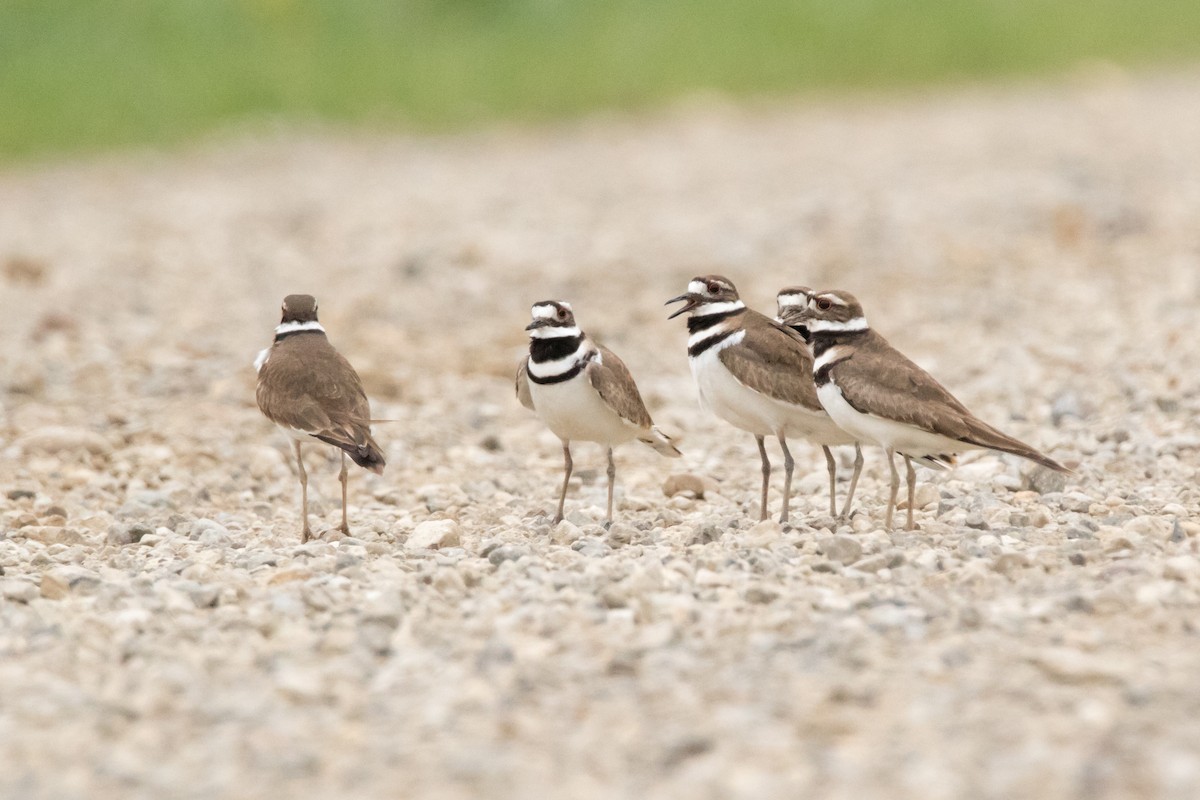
{"left": 255, "top": 294, "right": 385, "bottom": 541}
{"left": 666, "top": 275, "right": 855, "bottom": 524}
{"left": 775, "top": 286, "right": 865, "bottom": 521}
{"left": 516, "top": 300, "right": 680, "bottom": 527}
{"left": 779, "top": 287, "right": 1069, "bottom": 530}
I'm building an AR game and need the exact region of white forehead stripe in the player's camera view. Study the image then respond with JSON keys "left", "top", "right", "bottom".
{"left": 275, "top": 320, "right": 325, "bottom": 336}
{"left": 688, "top": 280, "right": 712, "bottom": 295}
{"left": 532, "top": 303, "right": 570, "bottom": 320}
{"left": 777, "top": 293, "right": 807, "bottom": 308}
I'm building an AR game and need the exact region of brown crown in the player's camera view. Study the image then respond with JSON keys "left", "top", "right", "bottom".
{"left": 690, "top": 274, "right": 740, "bottom": 301}
{"left": 281, "top": 294, "right": 319, "bottom": 323}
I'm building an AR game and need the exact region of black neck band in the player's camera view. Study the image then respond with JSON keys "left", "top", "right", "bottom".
{"left": 530, "top": 334, "right": 584, "bottom": 364}
{"left": 527, "top": 360, "right": 586, "bottom": 385}
{"left": 687, "top": 308, "right": 742, "bottom": 334}
{"left": 689, "top": 329, "right": 736, "bottom": 358}
{"left": 810, "top": 328, "right": 866, "bottom": 358}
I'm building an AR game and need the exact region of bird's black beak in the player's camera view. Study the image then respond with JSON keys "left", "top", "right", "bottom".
{"left": 776, "top": 309, "right": 811, "bottom": 341}
{"left": 665, "top": 293, "right": 701, "bottom": 320}
{"left": 525, "top": 319, "right": 550, "bottom": 331}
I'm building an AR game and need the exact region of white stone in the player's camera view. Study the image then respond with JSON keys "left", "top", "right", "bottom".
{"left": 1123, "top": 516, "right": 1174, "bottom": 540}
{"left": 551, "top": 520, "right": 583, "bottom": 545}
{"left": 40, "top": 566, "right": 102, "bottom": 599}
{"left": 17, "top": 426, "right": 113, "bottom": 458}
{"left": 1030, "top": 648, "right": 1127, "bottom": 685}
{"left": 818, "top": 534, "right": 863, "bottom": 565}
{"left": 744, "top": 519, "right": 782, "bottom": 547}
{"left": 1164, "top": 556, "right": 1200, "bottom": 582}
{"left": 405, "top": 520, "right": 461, "bottom": 550}
{"left": 1, "top": 579, "right": 39, "bottom": 603}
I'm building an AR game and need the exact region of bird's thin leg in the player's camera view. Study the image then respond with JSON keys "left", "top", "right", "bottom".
{"left": 554, "top": 441, "right": 572, "bottom": 524}
{"left": 777, "top": 435, "right": 794, "bottom": 525}
{"left": 885, "top": 448, "right": 900, "bottom": 531}
{"left": 295, "top": 441, "right": 311, "bottom": 542}
{"left": 822, "top": 445, "right": 837, "bottom": 518}
{"left": 605, "top": 447, "right": 616, "bottom": 529}
{"left": 905, "top": 455, "right": 917, "bottom": 531}
{"left": 338, "top": 451, "right": 350, "bottom": 535}
{"left": 755, "top": 435, "right": 770, "bottom": 522}
{"left": 840, "top": 444, "right": 864, "bottom": 521}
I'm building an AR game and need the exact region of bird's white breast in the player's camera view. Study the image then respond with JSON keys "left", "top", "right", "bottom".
{"left": 529, "top": 371, "right": 639, "bottom": 447}
{"left": 688, "top": 331, "right": 834, "bottom": 439}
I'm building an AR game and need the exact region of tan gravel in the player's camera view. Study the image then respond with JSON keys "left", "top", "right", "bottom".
{"left": 2, "top": 71, "right": 1200, "bottom": 799}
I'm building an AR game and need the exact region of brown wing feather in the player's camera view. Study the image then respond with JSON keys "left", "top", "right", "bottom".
{"left": 717, "top": 310, "right": 822, "bottom": 411}
{"left": 257, "top": 341, "right": 385, "bottom": 472}
{"left": 587, "top": 346, "right": 653, "bottom": 430}
{"left": 515, "top": 357, "right": 535, "bottom": 411}
{"left": 832, "top": 332, "right": 1066, "bottom": 471}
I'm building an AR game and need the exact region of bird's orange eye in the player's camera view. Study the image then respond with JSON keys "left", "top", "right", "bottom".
{"left": 706, "top": 281, "right": 720, "bottom": 294}
{"left": 557, "top": 308, "right": 567, "bottom": 319}
{"left": 816, "top": 298, "right": 832, "bottom": 311}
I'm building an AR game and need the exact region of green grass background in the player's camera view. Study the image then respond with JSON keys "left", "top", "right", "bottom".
{"left": 2, "top": 0, "right": 1199, "bottom": 162}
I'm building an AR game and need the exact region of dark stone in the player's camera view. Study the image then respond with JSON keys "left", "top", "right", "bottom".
{"left": 488, "top": 545, "right": 527, "bottom": 566}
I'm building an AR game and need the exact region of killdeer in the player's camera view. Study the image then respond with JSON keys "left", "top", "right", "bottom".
{"left": 517, "top": 300, "right": 681, "bottom": 526}
{"left": 255, "top": 294, "right": 385, "bottom": 541}
{"left": 780, "top": 287, "right": 1069, "bottom": 531}
{"left": 666, "top": 275, "right": 855, "bottom": 523}
{"left": 775, "top": 286, "right": 866, "bottom": 521}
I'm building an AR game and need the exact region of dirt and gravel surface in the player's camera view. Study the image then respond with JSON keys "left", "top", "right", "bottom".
{"left": 2, "top": 71, "right": 1199, "bottom": 799}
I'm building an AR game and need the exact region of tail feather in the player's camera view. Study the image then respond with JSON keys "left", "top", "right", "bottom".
{"left": 907, "top": 452, "right": 956, "bottom": 470}
{"left": 315, "top": 433, "right": 386, "bottom": 475}
{"left": 988, "top": 442, "right": 1069, "bottom": 473}
{"left": 963, "top": 421, "right": 1070, "bottom": 473}
{"left": 641, "top": 425, "right": 682, "bottom": 458}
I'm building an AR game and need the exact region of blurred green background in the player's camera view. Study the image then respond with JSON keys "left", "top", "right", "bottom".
{"left": 2, "top": 0, "right": 1199, "bottom": 163}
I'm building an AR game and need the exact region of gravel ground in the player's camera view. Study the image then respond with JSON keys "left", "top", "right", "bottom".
{"left": 2, "top": 71, "right": 1200, "bottom": 799}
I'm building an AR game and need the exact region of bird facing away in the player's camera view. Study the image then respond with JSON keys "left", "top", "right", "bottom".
{"left": 666, "top": 275, "right": 856, "bottom": 524}
{"left": 516, "top": 300, "right": 681, "bottom": 527}
{"left": 255, "top": 294, "right": 385, "bottom": 541}
{"left": 780, "top": 287, "right": 1069, "bottom": 531}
